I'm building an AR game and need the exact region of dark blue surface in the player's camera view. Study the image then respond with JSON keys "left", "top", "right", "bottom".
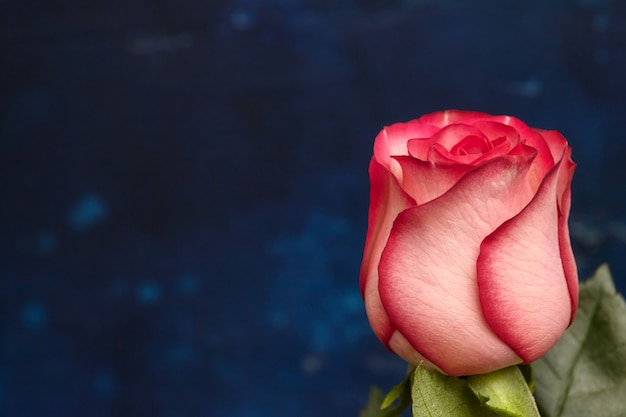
{"left": 2, "top": 1, "right": 626, "bottom": 416}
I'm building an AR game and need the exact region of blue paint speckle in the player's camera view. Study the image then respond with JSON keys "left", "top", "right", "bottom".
{"left": 37, "top": 231, "right": 56, "bottom": 254}
{"left": 68, "top": 194, "right": 108, "bottom": 231}
{"left": 164, "top": 344, "right": 195, "bottom": 366}
{"left": 21, "top": 302, "right": 47, "bottom": 329}
{"left": 178, "top": 275, "right": 198, "bottom": 295}
{"left": 92, "top": 369, "right": 118, "bottom": 398}
{"left": 136, "top": 282, "right": 161, "bottom": 304}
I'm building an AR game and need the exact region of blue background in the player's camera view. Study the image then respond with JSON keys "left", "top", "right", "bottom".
{"left": 2, "top": 1, "right": 626, "bottom": 416}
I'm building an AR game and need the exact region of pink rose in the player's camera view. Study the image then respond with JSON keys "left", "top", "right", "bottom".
{"left": 360, "top": 110, "right": 578, "bottom": 376}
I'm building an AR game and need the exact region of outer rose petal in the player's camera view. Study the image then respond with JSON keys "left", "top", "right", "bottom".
{"left": 418, "top": 110, "right": 492, "bottom": 128}
{"left": 360, "top": 158, "right": 414, "bottom": 345}
{"left": 388, "top": 330, "right": 441, "bottom": 372}
{"left": 534, "top": 129, "right": 570, "bottom": 164}
{"left": 374, "top": 122, "right": 439, "bottom": 178}
{"left": 477, "top": 150, "right": 577, "bottom": 362}
{"left": 555, "top": 147, "right": 578, "bottom": 318}
{"left": 378, "top": 156, "right": 536, "bottom": 376}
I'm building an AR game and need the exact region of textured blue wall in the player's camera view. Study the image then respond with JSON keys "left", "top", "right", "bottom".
{"left": 2, "top": 0, "right": 626, "bottom": 416}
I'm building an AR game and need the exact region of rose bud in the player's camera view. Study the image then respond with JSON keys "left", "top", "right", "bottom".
{"left": 360, "top": 110, "right": 578, "bottom": 376}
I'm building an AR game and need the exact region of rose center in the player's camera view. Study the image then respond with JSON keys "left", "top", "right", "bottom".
{"left": 450, "top": 135, "right": 492, "bottom": 156}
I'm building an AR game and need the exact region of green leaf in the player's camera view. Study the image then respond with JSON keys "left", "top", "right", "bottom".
{"left": 380, "top": 366, "right": 414, "bottom": 411}
{"left": 360, "top": 387, "right": 387, "bottom": 417}
{"left": 517, "top": 363, "right": 535, "bottom": 393}
{"left": 360, "top": 366, "right": 414, "bottom": 417}
{"left": 533, "top": 264, "right": 626, "bottom": 417}
{"left": 467, "top": 365, "right": 540, "bottom": 417}
{"left": 411, "top": 364, "right": 499, "bottom": 416}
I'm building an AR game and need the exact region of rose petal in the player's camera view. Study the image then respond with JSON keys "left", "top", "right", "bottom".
{"left": 428, "top": 124, "right": 489, "bottom": 156}
{"left": 450, "top": 134, "right": 492, "bottom": 155}
{"left": 378, "top": 155, "right": 536, "bottom": 375}
{"left": 469, "top": 121, "right": 520, "bottom": 145}
{"left": 388, "top": 330, "right": 442, "bottom": 372}
{"left": 535, "top": 129, "right": 570, "bottom": 164}
{"left": 406, "top": 137, "right": 432, "bottom": 160}
{"left": 555, "top": 147, "right": 578, "bottom": 318}
{"left": 408, "top": 122, "right": 491, "bottom": 161}
{"left": 491, "top": 116, "right": 556, "bottom": 185}
{"left": 428, "top": 143, "right": 481, "bottom": 165}
{"left": 477, "top": 154, "right": 576, "bottom": 362}
{"left": 393, "top": 156, "right": 472, "bottom": 205}
{"left": 469, "top": 133, "right": 522, "bottom": 166}
{"left": 360, "top": 158, "right": 415, "bottom": 345}
{"left": 374, "top": 122, "right": 440, "bottom": 168}
{"left": 418, "top": 110, "right": 492, "bottom": 128}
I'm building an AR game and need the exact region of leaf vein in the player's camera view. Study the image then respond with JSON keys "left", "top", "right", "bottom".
{"left": 555, "top": 299, "right": 602, "bottom": 417}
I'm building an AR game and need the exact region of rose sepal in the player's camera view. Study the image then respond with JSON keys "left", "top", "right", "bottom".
{"left": 361, "top": 363, "right": 539, "bottom": 417}
{"left": 360, "top": 365, "right": 414, "bottom": 417}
